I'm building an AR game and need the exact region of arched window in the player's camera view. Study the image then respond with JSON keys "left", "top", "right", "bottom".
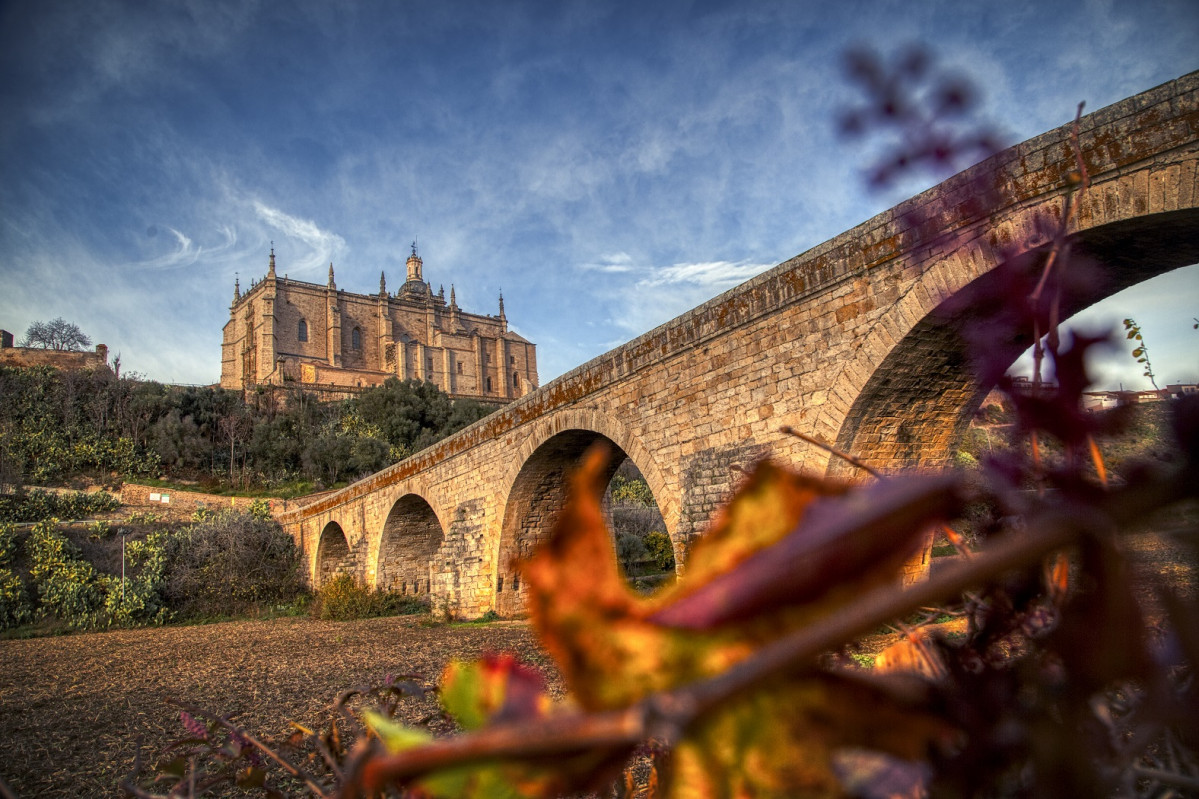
{"left": 512, "top": 371, "right": 519, "bottom": 388}
{"left": 351, "top": 327, "right": 362, "bottom": 350}
{"left": 486, "top": 376, "right": 492, "bottom": 392}
{"left": 298, "top": 319, "right": 308, "bottom": 342}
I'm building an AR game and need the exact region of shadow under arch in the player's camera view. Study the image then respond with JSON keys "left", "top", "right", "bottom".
{"left": 495, "top": 430, "right": 658, "bottom": 617}
{"left": 376, "top": 493, "right": 444, "bottom": 596}
{"left": 829, "top": 209, "right": 1199, "bottom": 478}
{"left": 315, "top": 521, "right": 351, "bottom": 587}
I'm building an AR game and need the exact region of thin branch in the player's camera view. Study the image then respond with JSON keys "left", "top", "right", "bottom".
{"left": 779, "top": 426, "right": 881, "bottom": 478}
{"left": 0, "top": 775, "right": 22, "bottom": 799}
{"left": 351, "top": 706, "right": 646, "bottom": 793}
{"left": 1128, "top": 766, "right": 1199, "bottom": 792}
{"left": 169, "top": 701, "right": 332, "bottom": 799}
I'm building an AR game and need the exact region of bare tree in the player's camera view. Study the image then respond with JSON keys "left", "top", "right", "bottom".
{"left": 21, "top": 317, "right": 92, "bottom": 351}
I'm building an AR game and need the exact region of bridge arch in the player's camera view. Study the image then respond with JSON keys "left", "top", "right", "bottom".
{"left": 829, "top": 206, "right": 1199, "bottom": 476}
{"left": 493, "top": 408, "right": 675, "bottom": 616}
{"left": 315, "top": 521, "right": 351, "bottom": 587}
{"left": 375, "top": 493, "right": 445, "bottom": 595}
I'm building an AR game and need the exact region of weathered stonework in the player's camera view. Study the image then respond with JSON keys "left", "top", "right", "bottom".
{"left": 220, "top": 246, "right": 538, "bottom": 403}
{"left": 0, "top": 333, "right": 109, "bottom": 372}
{"left": 120, "top": 483, "right": 307, "bottom": 517}
{"left": 278, "top": 72, "right": 1199, "bottom": 618}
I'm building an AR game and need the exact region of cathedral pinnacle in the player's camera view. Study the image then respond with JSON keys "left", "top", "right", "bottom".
{"left": 233, "top": 274, "right": 240, "bottom": 302}
{"left": 380, "top": 271, "right": 387, "bottom": 295}
{"left": 405, "top": 243, "right": 423, "bottom": 283}
{"left": 328, "top": 262, "right": 336, "bottom": 288}
{"left": 498, "top": 291, "right": 506, "bottom": 319}
{"left": 449, "top": 285, "right": 457, "bottom": 308}
{"left": 268, "top": 246, "right": 276, "bottom": 278}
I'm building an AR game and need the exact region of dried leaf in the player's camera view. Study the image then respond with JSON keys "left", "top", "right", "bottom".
{"left": 651, "top": 472, "right": 965, "bottom": 629}
{"left": 235, "top": 765, "right": 267, "bottom": 788}
{"left": 516, "top": 445, "right": 956, "bottom": 794}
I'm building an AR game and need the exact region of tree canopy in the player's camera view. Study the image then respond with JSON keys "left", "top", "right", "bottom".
{"left": 21, "top": 318, "right": 92, "bottom": 351}
{"left": 0, "top": 367, "right": 499, "bottom": 491}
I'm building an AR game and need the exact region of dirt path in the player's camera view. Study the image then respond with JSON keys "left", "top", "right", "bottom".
{"left": 0, "top": 616, "right": 553, "bottom": 798}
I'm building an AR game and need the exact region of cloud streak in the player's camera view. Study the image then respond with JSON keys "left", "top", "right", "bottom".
{"left": 252, "top": 201, "right": 348, "bottom": 275}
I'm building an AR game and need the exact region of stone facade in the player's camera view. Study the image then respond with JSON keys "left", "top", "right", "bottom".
{"left": 277, "top": 71, "right": 1199, "bottom": 618}
{"left": 220, "top": 246, "right": 538, "bottom": 402}
{"left": 0, "top": 331, "right": 109, "bottom": 371}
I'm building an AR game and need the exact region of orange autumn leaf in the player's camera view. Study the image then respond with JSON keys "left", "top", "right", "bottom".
{"left": 516, "top": 444, "right": 961, "bottom": 796}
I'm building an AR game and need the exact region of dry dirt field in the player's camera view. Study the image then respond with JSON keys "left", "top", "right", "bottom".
{"left": 0, "top": 616, "right": 558, "bottom": 798}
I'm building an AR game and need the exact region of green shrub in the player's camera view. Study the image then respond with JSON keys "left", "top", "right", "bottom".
{"left": 644, "top": 530, "right": 676, "bottom": 572}
{"left": 610, "top": 475, "right": 654, "bottom": 506}
{"left": 248, "top": 498, "right": 273, "bottom": 521}
{"left": 616, "top": 531, "right": 647, "bottom": 573}
{"left": 25, "top": 518, "right": 170, "bottom": 629}
{"left": 101, "top": 531, "right": 171, "bottom": 627}
{"left": 310, "top": 574, "right": 425, "bottom": 621}
{"left": 0, "top": 522, "right": 18, "bottom": 566}
{"left": 0, "top": 489, "right": 120, "bottom": 523}
{"left": 26, "top": 519, "right": 105, "bottom": 626}
{"left": 162, "top": 511, "right": 304, "bottom": 619}
{"left": 0, "top": 567, "right": 33, "bottom": 629}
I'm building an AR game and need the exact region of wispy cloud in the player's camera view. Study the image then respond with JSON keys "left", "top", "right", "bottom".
{"left": 252, "top": 201, "right": 347, "bottom": 275}
{"left": 590, "top": 257, "right": 776, "bottom": 342}
{"left": 637, "top": 260, "right": 773, "bottom": 290}
{"left": 578, "top": 253, "right": 636, "bottom": 274}
{"left": 127, "top": 225, "right": 240, "bottom": 271}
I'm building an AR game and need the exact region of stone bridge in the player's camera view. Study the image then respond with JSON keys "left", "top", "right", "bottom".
{"left": 279, "top": 71, "right": 1198, "bottom": 618}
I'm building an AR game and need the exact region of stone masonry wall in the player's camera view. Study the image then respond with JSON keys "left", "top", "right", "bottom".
{"left": 0, "top": 342, "right": 109, "bottom": 371}
{"left": 121, "top": 484, "right": 300, "bottom": 518}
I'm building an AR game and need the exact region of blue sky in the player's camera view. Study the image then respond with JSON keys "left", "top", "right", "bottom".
{"left": 1, "top": 0, "right": 1196, "bottom": 390}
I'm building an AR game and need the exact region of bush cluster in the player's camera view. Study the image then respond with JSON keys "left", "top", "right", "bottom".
{"left": 0, "top": 522, "right": 32, "bottom": 628}
{"left": 0, "top": 365, "right": 496, "bottom": 490}
{"left": 309, "top": 573, "right": 427, "bottom": 621}
{"left": 0, "top": 488, "right": 120, "bottom": 523}
{"left": 0, "top": 509, "right": 306, "bottom": 630}
{"left": 643, "top": 530, "right": 675, "bottom": 572}
{"left": 23, "top": 518, "right": 169, "bottom": 629}
{"left": 159, "top": 511, "right": 304, "bottom": 620}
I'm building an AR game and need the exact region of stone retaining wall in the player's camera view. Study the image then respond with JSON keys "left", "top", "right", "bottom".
{"left": 120, "top": 484, "right": 299, "bottom": 517}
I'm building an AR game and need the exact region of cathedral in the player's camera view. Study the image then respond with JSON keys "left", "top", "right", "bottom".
{"left": 220, "top": 245, "right": 538, "bottom": 402}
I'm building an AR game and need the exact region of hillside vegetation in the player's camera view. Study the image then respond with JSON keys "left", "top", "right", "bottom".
{"left": 0, "top": 366, "right": 498, "bottom": 495}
